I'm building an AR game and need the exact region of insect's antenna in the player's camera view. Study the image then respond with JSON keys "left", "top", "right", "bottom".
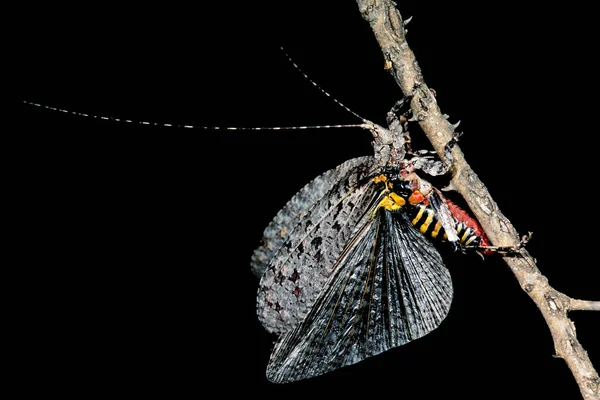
{"left": 280, "top": 47, "right": 369, "bottom": 124}
{"left": 22, "top": 101, "right": 371, "bottom": 131}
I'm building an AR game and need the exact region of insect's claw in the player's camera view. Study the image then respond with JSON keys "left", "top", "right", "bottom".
{"left": 452, "top": 130, "right": 463, "bottom": 142}
{"left": 519, "top": 232, "right": 533, "bottom": 248}
{"left": 449, "top": 241, "right": 465, "bottom": 254}
{"left": 476, "top": 232, "right": 532, "bottom": 256}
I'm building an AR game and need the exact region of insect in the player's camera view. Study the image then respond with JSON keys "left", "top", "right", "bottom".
{"left": 22, "top": 49, "right": 524, "bottom": 385}
{"left": 248, "top": 92, "right": 490, "bottom": 382}
{"left": 247, "top": 51, "right": 528, "bottom": 383}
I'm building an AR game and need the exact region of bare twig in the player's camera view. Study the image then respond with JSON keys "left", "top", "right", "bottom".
{"left": 570, "top": 300, "right": 600, "bottom": 312}
{"left": 355, "top": 1, "right": 599, "bottom": 399}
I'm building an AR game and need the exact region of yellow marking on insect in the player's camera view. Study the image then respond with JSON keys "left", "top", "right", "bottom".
{"left": 419, "top": 210, "right": 435, "bottom": 234}
{"left": 373, "top": 174, "right": 388, "bottom": 184}
{"left": 412, "top": 207, "right": 426, "bottom": 225}
{"left": 390, "top": 193, "right": 405, "bottom": 207}
{"left": 376, "top": 192, "right": 406, "bottom": 213}
{"left": 373, "top": 174, "right": 395, "bottom": 190}
{"left": 456, "top": 223, "right": 463, "bottom": 235}
{"left": 464, "top": 235, "right": 478, "bottom": 246}
{"left": 431, "top": 221, "right": 443, "bottom": 238}
{"left": 460, "top": 229, "right": 472, "bottom": 243}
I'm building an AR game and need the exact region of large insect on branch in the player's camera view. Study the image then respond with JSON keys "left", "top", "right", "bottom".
{"left": 355, "top": 1, "right": 599, "bottom": 399}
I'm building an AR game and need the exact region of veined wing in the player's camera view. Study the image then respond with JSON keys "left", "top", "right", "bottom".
{"left": 256, "top": 156, "right": 383, "bottom": 335}
{"left": 251, "top": 156, "right": 375, "bottom": 278}
{"left": 266, "top": 210, "right": 453, "bottom": 383}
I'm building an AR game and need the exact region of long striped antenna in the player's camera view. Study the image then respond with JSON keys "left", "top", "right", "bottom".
{"left": 22, "top": 100, "right": 371, "bottom": 131}
{"left": 279, "top": 47, "right": 370, "bottom": 125}
{"left": 23, "top": 48, "right": 379, "bottom": 132}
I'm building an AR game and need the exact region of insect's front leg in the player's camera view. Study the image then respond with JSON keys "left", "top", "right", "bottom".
{"left": 385, "top": 98, "right": 412, "bottom": 151}
{"left": 409, "top": 131, "right": 462, "bottom": 177}
{"left": 386, "top": 98, "right": 411, "bottom": 121}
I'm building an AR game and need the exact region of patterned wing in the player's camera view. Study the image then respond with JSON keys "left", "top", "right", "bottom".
{"left": 265, "top": 210, "right": 453, "bottom": 383}
{"left": 256, "top": 156, "right": 382, "bottom": 335}
{"left": 250, "top": 156, "right": 375, "bottom": 278}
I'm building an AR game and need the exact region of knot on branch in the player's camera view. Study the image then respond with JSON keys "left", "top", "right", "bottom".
{"left": 544, "top": 292, "right": 563, "bottom": 315}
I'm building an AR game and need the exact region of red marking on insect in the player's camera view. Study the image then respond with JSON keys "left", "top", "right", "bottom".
{"left": 445, "top": 198, "right": 492, "bottom": 252}
{"left": 408, "top": 190, "right": 427, "bottom": 205}
{"left": 293, "top": 287, "right": 301, "bottom": 297}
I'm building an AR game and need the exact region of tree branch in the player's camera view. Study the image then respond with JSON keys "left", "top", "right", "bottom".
{"left": 355, "top": 1, "right": 599, "bottom": 399}
{"left": 570, "top": 300, "right": 600, "bottom": 312}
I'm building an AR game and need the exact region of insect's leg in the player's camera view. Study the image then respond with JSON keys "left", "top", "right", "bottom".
{"left": 386, "top": 98, "right": 413, "bottom": 151}
{"left": 410, "top": 131, "right": 461, "bottom": 177}
{"left": 473, "top": 232, "right": 532, "bottom": 256}
{"left": 387, "top": 98, "right": 410, "bottom": 123}
{"left": 387, "top": 93, "right": 462, "bottom": 178}
{"left": 440, "top": 130, "right": 462, "bottom": 173}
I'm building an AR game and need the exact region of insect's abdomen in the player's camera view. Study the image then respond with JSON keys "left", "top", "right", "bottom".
{"left": 408, "top": 204, "right": 481, "bottom": 247}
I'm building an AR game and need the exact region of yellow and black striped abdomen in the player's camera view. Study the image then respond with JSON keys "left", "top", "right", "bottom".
{"left": 407, "top": 204, "right": 482, "bottom": 247}
{"left": 454, "top": 221, "right": 481, "bottom": 247}
{"left": 408, "top": 204, "right": 447, "bottom": 242}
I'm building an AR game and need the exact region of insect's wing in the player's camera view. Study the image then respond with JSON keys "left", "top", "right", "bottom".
{"left": 251, "top": 156, "right": 375, "bottom": 278}
{"left": 426, "top": 187, "right": 459, "bottom": 243}
{"left": 266, "top": 210, "right": 453, "bottom": 383}
{"left": 255, "top": 156, "right": 382, "bottom": 335}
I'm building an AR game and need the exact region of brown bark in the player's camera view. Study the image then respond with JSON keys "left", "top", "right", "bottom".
{"left": 355, "top": 1, "right": 599, "bottom": 398}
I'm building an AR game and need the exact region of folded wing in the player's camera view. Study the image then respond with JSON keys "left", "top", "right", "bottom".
{"left": 266, "top": 210, "right": 453, "bottom": 383}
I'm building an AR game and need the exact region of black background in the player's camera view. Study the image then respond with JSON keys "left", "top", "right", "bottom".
{"left": 17, "top": 1, "right": 598, "bottom": 398}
